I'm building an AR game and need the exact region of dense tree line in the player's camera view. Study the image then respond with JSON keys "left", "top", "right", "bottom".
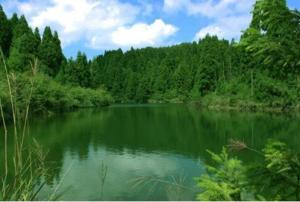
{"left": 1, "top": 0, "right": 300, "bottom": 107}
{"left": 0, "top": 5, "right": 112, "bottom": 115}
{"left": 58, "top": 0, "right": 300, "bottom": 106}
{"left": 0, "top": 8, "right": 64, "bottom": 75}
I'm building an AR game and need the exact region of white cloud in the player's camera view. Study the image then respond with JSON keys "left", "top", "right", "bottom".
{"left": 111, "top": 19, "right": 178, "bottom": 47}
{"left": 163, "top": 0, "right": 254, "bottom": 17}
{"left": 136, "top": 0, "right": 154, "bottom": 16}
{"left": 195, "top": 15, "right": 252, "bottom": 40}
{"left": 163, "top": 0, "right": 255, "bottom": 40}
{"left": 163, "top": 0, "right": 186, "bottom": 13}
{"left": 3, "top": 0, "right": 177, "bottom": 50}
{"left": 187, "top": 0, "right": 254, "bottom": 18}
{"left": 195, "top": 25, "right": 224, "bottom": 39}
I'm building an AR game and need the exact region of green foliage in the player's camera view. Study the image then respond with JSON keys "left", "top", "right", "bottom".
{"left": 172, "top": 61, "right": 193, "bottom": 96}
{"left": 1, "top": 0, "right": 300, "bottom": 108}
{"left": 255, "top": 73, "right": 297, "bottom": 105}
{"left": 85, "top": 36, "right": 235, "bottom": 103}
{"left": 197, "top": 148, "right": 247, "bottom": 201}
{"left": 58, "top": 52, "right": 91, "bottom": 88}
{"left": 253, "top": 140, "right": 300, "bottom": 200}
{"left": 38, "top": 27, "right": 64, "bottom": 76}
{"left": 0, "top": 72, "right": 113, "bottom": 116}
{"left": 7, "top": 14, "right": 38, "bottom": 72}
{"left": 198, "top": 140, "right": 300, "bottom": 201}
{"left": 217, "top": 77, "right": 252, "bottom": 99}
{"left": 0, "top": 8, "right": 112, "bottom": 115}
{"left": 241, "top": 0, "right": 300, "bottom": 80}
{"left": 8, "top": 32, "right": 37, "bottom": 71}
{"left": 25, "top": 73, "right": 112, "bottom": 112}
{"left": 0, "top": 5, "right": 12, "bottom": 57}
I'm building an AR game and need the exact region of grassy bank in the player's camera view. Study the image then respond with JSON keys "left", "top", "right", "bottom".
{"left": 190, "top": 94, "right": 300, "bottom": 113}
{"left": 0, "top": 71, "right": 113, "bottom": 118}
{"left": 0, "top": 57, "right": 112, "bottom": 200}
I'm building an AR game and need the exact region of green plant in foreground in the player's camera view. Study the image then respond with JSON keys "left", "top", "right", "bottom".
{"left": 254, "top": 140, "right": 300, "bottom": 200}
{"left": 197, "top": 147, "right": 247, "bottom": 201}
{"left": 0, "top": 49, "right": 48, "bottom": 200}
{"left": 197, "top": 140, "right": 300, "bottom": 201}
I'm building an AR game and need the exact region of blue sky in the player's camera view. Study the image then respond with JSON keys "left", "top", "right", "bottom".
{"left": 1, "top": 0, "right": 300, "bottom": 58}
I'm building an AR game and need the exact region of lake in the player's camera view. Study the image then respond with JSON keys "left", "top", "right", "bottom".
{"left": 2, "top": 104, "right": 300, "bottom": 200}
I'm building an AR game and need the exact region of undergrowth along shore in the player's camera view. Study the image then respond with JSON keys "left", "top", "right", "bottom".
{"left": 190, "top": 95, "right": 300, "bottom": 113}
{"left": 0, "top": 71, "right": 114, "bottom": 119}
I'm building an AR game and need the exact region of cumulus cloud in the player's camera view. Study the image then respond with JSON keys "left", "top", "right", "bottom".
{"left": 2, "top": 0, "right": 177, "bottom": 50}
{"left": 195, "top": 25, "right": 224, "bottom": 39}
{"left": 111, "top": 19, "right": 178, "bottom": 47}
{"left": 164, "top": 0, "right": 254, "bottom": 40}
{"left": 163, "top": 0, "right": 186, "bottom": 13}
{"left": 195, "top": 15, "right": 252, "bottom": 40}
{"left": 187, "top": 0, "right": 254, "bottom": 18}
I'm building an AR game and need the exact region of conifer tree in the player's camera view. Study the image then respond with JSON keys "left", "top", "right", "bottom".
{"left": 33, "top": 27, "right": 41, "bottom": 51}
{"left": 9, "top": 13, "right": 19, "bottom": 31}
{"left": 0, "top": 5, "right": 12, "bottom": 56}
{"left": 63, "top": 52, "right": 91, "bottom": 88}
{"left": 38, "top": 27, "right": 63, "bottom": 76}
{"left": 7, "top": 15, "right": 37, "bottom": 71}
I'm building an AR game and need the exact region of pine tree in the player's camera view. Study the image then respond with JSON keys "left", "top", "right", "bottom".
{"left": 8, "top": 32, "right": 37, "bottom": 71}
{"left": 0, "top": 5, "right": 12, "bottom": 56}
{"left": 75, "top": 52, "right": 91, "bottom": 88}
{"left": 172, "top": 61, "right": 192, "bottom": 96}
{"left": 53, "top": 31, "right": 64, "bottom": 69}
{"left": 7, "top": 15, "right": 37, "bottom": 71}
{"left": 12, "top": 15, "right": 30, "bottom": 39}
{"left": 125, "top": 71, "right": 138, "bottom": 101}
{"left": 38, "top": 27, "right": 63, "bottom": 76}
{"left": 9, "top": 13, "right": 19, "bottom": 31}
{"left": 63, "top": 52, "right": 91, "bottom": 88}
{"left": 33, "top": 27, "right": 41, "bottom": 52}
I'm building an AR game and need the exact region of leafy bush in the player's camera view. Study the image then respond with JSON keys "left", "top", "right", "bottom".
{"left": 216, "top": 77, "right": 252, "bottom": 100}
{"left": 198, "top": 140, "right": 300, "bottom": 201}
{"left": 197, "top": 148, "right": 247, "bottom": 201}
{"left": 255, "top": 73, "right": 297, "bottom": 106}
{"left": 0, "top": 72, "right": 113, "bottom": 116}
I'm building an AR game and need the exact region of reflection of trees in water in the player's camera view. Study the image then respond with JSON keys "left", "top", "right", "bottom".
{"left": 2, "top": 105, "right": 300, "bottom": 186}
{"left": 129, "top": 174, "right": 196, "bottom": 201}
{"left": 29, "top": 108, "right": 113, "bottom": 184}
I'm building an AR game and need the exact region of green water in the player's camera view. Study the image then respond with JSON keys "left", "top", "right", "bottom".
{"left": 2, "top": 104, "right": 300, "bottom": 200}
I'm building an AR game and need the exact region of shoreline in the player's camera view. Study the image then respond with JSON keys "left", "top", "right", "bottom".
{"left": 189, "top": 100, "right": 300, "bottom": 114}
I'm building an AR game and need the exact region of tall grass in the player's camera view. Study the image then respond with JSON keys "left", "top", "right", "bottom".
{"left": 129, "top": 175, "right": 195, "bottom": 200}
{"left": 0, "top": 49, "right": 48, "bottom": 200}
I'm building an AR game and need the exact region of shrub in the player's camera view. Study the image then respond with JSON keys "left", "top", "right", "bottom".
{"left": 0, "top": 72, "right": 113, "bottom": 116}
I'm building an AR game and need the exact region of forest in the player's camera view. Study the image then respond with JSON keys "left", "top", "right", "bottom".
{"left": 0, "top": 0, "right": 300, "bottom": 201}
{"left": 1, "top": 0, "right": 300, "bottom": 113}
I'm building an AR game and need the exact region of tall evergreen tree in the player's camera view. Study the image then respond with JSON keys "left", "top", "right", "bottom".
{"left": 0, "top": 5, "right": 12, "bottom": 56}
{"left": 125, "top": 71, "right": 138, "bottom": 101}
{"left": 12, "top": 15, "right": 30, "bottom": 39}
{"left": 38, "top": 27, "right": 63, "bottom": 76}
{"left": 33, "top": 27, "right": 41, "bottom": 51}
{"left": 53, "top": 31, "right": 64, "bottom": 68}
{"left": 63, "top": 52, "right": 91, "bottom": 88}
{"left": 7, "top": 15, "right": 37, "bottom": 71}
{"left": 9, "top": 13, "right": 19, "bottom": 30}
{"left": 172, "top": 61, "right": 193, "bottom": 96}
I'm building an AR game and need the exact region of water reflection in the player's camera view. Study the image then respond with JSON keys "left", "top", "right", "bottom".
{"left": 1, "top": 104, "right": 300, "bottom": 200}
{"left": 39, "top": 147, "right": 203, "bottom": 200}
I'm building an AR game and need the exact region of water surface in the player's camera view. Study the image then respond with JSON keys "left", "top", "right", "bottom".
{"left": 2, "top": 104, "right": 300, "bottom": 200}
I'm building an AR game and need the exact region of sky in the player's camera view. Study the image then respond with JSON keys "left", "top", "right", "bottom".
{"left": 1, "top": 0, "right": 300, "bottom": 58}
